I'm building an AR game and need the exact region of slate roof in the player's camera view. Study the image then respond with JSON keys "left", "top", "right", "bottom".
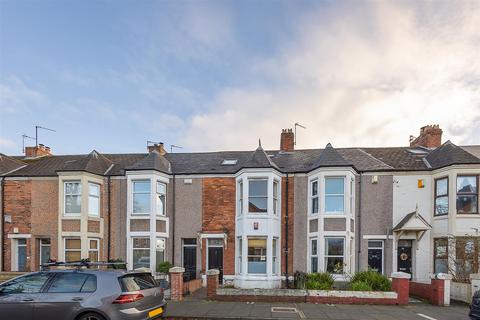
{"left": 0, "top": 153, "right": 26, "bottom": 175}
{"left": 2, "top": 141, "right": 480, "bottom": 177}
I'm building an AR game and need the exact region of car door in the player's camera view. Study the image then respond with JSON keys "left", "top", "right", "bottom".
{"left": 34, "top": 272, "right": 97, "bottom": 320}
{"left": 0, "top": 273, "right": 51, "bottom": 320}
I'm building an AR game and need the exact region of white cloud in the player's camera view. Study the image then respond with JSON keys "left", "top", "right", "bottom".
{"left": 179, "top": 1, "right": 480, "bottom": 151}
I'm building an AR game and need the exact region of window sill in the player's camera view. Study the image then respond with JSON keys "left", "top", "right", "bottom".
{"left": 63, "top": 214, "right": 81, "bottom": 218}
{"left": 456, "top": 213, "right": 480, "bottom": 218}
{"left": 433, "top": 215, "right": 448, "bottom": 220}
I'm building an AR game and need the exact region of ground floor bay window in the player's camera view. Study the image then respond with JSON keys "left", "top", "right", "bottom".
{"left": 325, "top": 237, "right": 345, "bottom": 274}
{"left": 130, "top": 237, "right": 166, "bottom": 271}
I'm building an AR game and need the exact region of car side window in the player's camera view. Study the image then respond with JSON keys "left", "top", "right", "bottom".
{"left": 47, "top": 273, "right": 97, "bottom": 293}
{"left": 0, "top": 273, "right": 50, "bottom": 294}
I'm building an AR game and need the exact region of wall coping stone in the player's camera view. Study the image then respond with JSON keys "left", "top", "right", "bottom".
{"left": 391, "top": 272, "right": 411, "bottom": 279}
{"left": 169, "top": 267, "right": 185, "bottom": 273}
{"left": 431, "top": 273, "right": 453, "bottom": 280}
{"left": 217, "top": 288, "right": 307, "bottom": 297}
{"left": 308, "top": 290, "right": 398, "bottom": 299}
{"left": 470, "top": 273, "right": 480, "bottom": 280}
{"left": 207, "top": 269, "right": 220, "bottom": 276}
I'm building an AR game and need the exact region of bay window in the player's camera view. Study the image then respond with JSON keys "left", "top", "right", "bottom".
{"left": 88, "top": 183, "right": 100, "bottom": 216}
{"left": 247, "top": 238, "right": 267, "bottom": 274}
{"left": 64, "top": 181, "right": 81, "bottom": 215}
{"left": 132, "top": 237, "right": 150, "bottom": 269}
{"left": 434, "top": 238, "right": 448, "bottom": 274}
{"left": 325, "top": 177, "right": 345, "bottom": 213}
{"left": 155, "top": 238, "right": 165, "bottom": 268}
{"left": 238, "top": 180, "right": 243, "bottom": 216}
{"left": 133, "top": 180, "right": 150, "bottom": 214}
{"left": 273, "top": 180, "right": 279, "bottom": 215}
{"left": 311, "top": 180, "right": 318, "bottom": 214}
{"left": 325, "top": 237, "right": 345, "bottom": 273}
{"left": 248, "top": 179, "right": 268, "bottom": 213}
{"left": 237, "top": 237, "right": 242, "bottom": 274}
{"left": 272, "top": 238, "right": 279, "bottom": 274}
{"left": 310, "top": 238, "right": 318, "bottom": 273}
{"left": 64, "top": 238, "right": 81, "bottom": 262}
{"left": 88, "top": 238, "right": 99, "bottom": 262}
{"left": 156, "top": 182, "right": 166, "bottom": 216}
{"left": 435, "top": 177, "right": 448, "bottom": 216}
{"left": 457, "top": 176, "right": 478, "bottom": 214}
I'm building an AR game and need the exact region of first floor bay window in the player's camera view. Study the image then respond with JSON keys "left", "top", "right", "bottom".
{"left": 435, "top": 177, "right": 448, "bottom": 216}
{"left": 325, "top": 237, "right": 345, "bottom": 273}
{"left": 88, "top": 183, "right": 100, "bottom": 216}
{"left": 248, "top": 179, "right": 268, "bottom": 213}
{"left": 248, "top": 238, "right": 267, "bottom": 274}
{"left": 325, "top": 177, "right": 345, "bottom": 213}
{"left": 156, "top": 182, "right": 166, "bottom": 216}
{"left": 132, "top": 237, "right": 150, "bottom": 269}
{"left": 65, "top": 181, "right": 81, "bottom": 215}
{"left": 457, "top": 176, "right": 478, "bottom": 214}
{"left": 133, "top": 180, "right": 150, "bottom": 214}
{"left": 65, "top": 238, "right": 81, "bottom": 262}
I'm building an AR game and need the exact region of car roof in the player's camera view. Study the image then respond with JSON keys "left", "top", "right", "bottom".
{"left": 39, "top": 269, "right": 151, "bottom": 277}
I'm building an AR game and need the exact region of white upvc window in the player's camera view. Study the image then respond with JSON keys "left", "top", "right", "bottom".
{"left": 273, "top": 180, "right": 279, "bottom": 215}
{"left": 311, "top": 180, "right": 319, "bottom": 214}
{"left": 310, "top": 238, "right": 318, "bottom": 273}
{"left": 64, "top": 238, "right": 81, "bottom": 262}
{"left": 132, "top": 180, "right": 151, "bottom": 214}
{"left": 64, "top": 181, "right": 81, "bottom": 215}
{"left": 132, "top": 237, "right": 150, "bottom": 269}
{"left": 88, "top": 238, "right": 99, "bottom": 262}
{"left": 237, "top": 237, "right": 242, "bottom": 274}
{"left": 325, "top": 177, "right": 345, "bottom": 214}
{"left": 237, "top": 180, "right": 243, "bottom": 216}
{"left": 156, "top": 181, "right": 166, "bottom": 216}
{"left": 88, "top": 183, "right": 100, "bottom": 217}
{"left": 272, "top": 237, "right": 279, "bottom": 274}
{"left": 325, "top": 237, "right": 345, "bottom": 274}
{"left": 248, "top": 179, "right": 268, "bottom": 213}
{"left": 247, "top": 237, "right": 267, "bottom": 274}
{"left": 349, "top": 178, "right": 354, "bottom": 214}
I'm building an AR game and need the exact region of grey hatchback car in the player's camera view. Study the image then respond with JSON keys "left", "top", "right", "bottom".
{"left": 0, "top": 269, "right": 166, "bottom": 320}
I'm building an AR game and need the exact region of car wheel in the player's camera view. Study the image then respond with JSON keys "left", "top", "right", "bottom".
{"left": 76, "top": 312, "right": 106, "bottom": 320}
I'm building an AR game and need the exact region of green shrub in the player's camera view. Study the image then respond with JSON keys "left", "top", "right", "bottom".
{"left": 351, "top": 281, "right": 372, "bottom": 291}
{"left": 350, "top": 270, "right": 391, "bottom": 291}
{"left": 305, "top": 272, "right": 334, "bottom": 290}
{"left": 157, "top": 261, "right": 173, "bottom": 274}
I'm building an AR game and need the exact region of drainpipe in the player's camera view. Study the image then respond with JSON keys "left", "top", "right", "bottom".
{"left": 171, "top": 174, "right": 176, "bottom": 266}
{"left": 1, "top": 177, "right": 4, "bottom": 272}
{"left": 285, "top": 173, "right": 289, "bottom": 288}
{"left": 107, "top": 175, "right": 111, "bottom": 261}
{"left": 356, "top": 175, "right": 362, "bottom": 272}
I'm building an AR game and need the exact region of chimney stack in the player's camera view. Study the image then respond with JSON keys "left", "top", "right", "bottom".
{"left": 409, "top": 124, "right": 443, "bottom": 149}
{"left": 147, "top": 142, "right": 167, "bottom": 156}
{"left": 25, "top": 144, "right": 53, "bottom": 158}
{"left": 280, "top": 128, "right": 294, "bottom": 152}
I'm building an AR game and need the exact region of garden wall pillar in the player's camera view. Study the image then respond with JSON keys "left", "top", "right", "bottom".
{"left": 169, "top": 266, "right": 185, "bottom": 301}
{"left": 471, "top": 273, "right": 480, "bottom": 300}
{"left": 431, "top": 273, "right": 452, "bottom": 306}
{"left": 207, "top": 269, "right": 220, "bottom": 299}
{"left": 391, "top": 272, "right": 410, "bottom": 305}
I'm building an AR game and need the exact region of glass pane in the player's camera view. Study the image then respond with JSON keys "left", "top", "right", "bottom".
{"left": 273, "top": 181, "right": 278, "bottom": 197}
{"left": 18, "top": 238, "right": 27, "bottom": 245}
{"left": 66, "top": 239, "right": 81, "bottom": 250}
{"left": 133, "top": 238, "right": 150, "bottom": 248}
{"left": 435, "top": 196, "right": 449, "bottom": 215}
{"left": 89, "top": 196, "right": 99, "bottom": 215}
{"left": 156, "top": 182, "right": 166, "bottom": 194}
{"left": 1, "top": 273, "right": 50, "bottom": 294}
{"left": 156, "top": 194, "right": 165, "bottom": 216}
{"left": 89, "top": 251, "right": 98, "bottom": 262}
{"left": 89, "top": 240, "right": 98, "bottom": 249}
{"left": 435, "top": 258, "right": 448, "bottom": 274}
{"left": 311, "top": 197, "right": 318, "bottom": 214}
{"left": 134, "top": 181, "right": 150, "bottom": 193}
{"left": 311, "top": 257, "right": 318, "bottom": 273}
{"left": 120, "top": 274, "right": 157, "bottom": 292}
{"left": 368, "top": 241, "right": 383, "bottom": 248}
{"left": 249, "top": 180, "right": 267, "bottom": 197}
{"left": 368, "top": 248, "right": 383, "bottom": 273}
{"left": 41, "top": 245, "right": 51, "bottom": 265}
{"left": 41, "top": 238, "right": 51, "bottom": 245}
{"left": 48, "top": 273, "right": 89, "bottom": 293}
{"left": 326, "top": 238, "right": 344, "bottom": 256}
{"left": 208, "top": 239, "right": 223, "bottom": 246}
{"left": 457, "top": 176, "right": 477, "bottom": 193}
{"left": 133, "top": 193, "right": 150, "bottom": 213}
{"left": 326, "top": 257, "right": 344, "bottom": 273}
{"left": 325, "top": 195, "right": 344, "bottom": 212}
{"left": 81, "top": 276, "right": 97, "bottom": 292}
{"left": 65, "top": 251, "right": 81, "bottom": 262}
{"left": 435, "top": 239, "right": 448, "bottom": 258}
{"left": 249, "top": 197, "right": 267, "bottom": 213}
{"left": 325, "top": 178, "right": 344, "bottom": 195}
{"left": 89, "top": 183, "right": 99, "bottom": 196}
{"left": 248, "top": 259, "right": 266, "bottom": 273}
{"left": 133, "top": 249, "right": 150, "bottom": 269}
{"left": 436, "top": 178, "right": 448, "bottom": 196}
{"left": 312, "top": 181, "right": 318, "bottom": 196}
{"left": 311, "top": 239, "right": 317, "bottom": 255}
{"left": 456, "top": 195, "right": 478, "bottom": 213}
{"left": 66, "top": 182, "right": 81, "bottom": 195}
{"left": 65, "top": 195, "right": 81, "bottom": 213}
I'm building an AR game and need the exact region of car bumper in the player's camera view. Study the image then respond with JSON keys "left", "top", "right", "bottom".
{"left": 110, "top": 302, "right": 167, "bottom": 320}
{"left": 470, "top": 305, "right": 480, "bottom": 320}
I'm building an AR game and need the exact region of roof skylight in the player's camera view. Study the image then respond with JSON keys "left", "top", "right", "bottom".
{"left": 221, "top": 159, "right": 238, "bottom": 165}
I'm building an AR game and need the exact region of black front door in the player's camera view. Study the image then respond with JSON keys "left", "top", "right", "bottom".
{"left": 208, "top": 247, "right": 223, "bottom": 283}
{"left": 397, "top": 240, "right": 413, "bottom": 275}
{"left": 183, "top": 239, "right": 197, "bottom": 282}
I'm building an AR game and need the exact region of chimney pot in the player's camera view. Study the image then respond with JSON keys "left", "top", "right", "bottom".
{"left": 147, "top": 142, "right": 167, "bottom": 155}
{"left": 410, "top": 124, "right": 443, "bottom": 148}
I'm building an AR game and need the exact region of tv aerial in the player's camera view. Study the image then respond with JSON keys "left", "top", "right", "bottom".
{"left": 294, "top": 122, "right": 306, "bottom": 145}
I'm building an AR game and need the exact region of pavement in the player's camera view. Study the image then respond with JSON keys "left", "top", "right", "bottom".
{"left": 164, "top": 289, "right": 471, "bottom": 320}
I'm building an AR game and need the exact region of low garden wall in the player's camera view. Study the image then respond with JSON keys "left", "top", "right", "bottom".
{"left": 409, "top": 274, "right": 450, "bottom": 306}
{"left": 451, "top": 281, "right": 472, "bottom": 303}
{"left": 183, "top": 278, "right": 202, "bottom": 295}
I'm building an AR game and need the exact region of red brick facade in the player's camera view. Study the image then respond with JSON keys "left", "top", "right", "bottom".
{"left": 281, "top": 176, "right": 294, "bottom": 278}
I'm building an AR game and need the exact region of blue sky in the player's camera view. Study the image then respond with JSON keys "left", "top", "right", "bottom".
{"left": 1, "top": 0, "right": 479, "bottom": 155}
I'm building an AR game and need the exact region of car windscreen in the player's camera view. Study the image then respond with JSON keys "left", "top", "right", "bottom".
{"left": 119, "top": 273, "right": 157, "bottom": 292}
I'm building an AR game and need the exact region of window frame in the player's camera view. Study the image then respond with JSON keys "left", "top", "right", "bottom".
{"left": 64, "top": 181, "right": 82, "bottom": 216}
{"left": 88, "top": 182, "right": 100, "bottom": 217}
{"left": 324, "top": 237, "right": 345, "bottom": 274}
{"left": 456, "top": 175, "right": 479, "bottom": 214}
{"left": 434, "top": 177, "right": 449, "bottom": 216}
{"left": 310, "top": 238, "right": 318, "bottom": 273}
{"left": 237, "top": 180, "right": 243, "bottom": 216}
{"left": 433, "top": 238, "right": 449, "bottom": 274}
{"left": 248, "top": 178, "right": 268, "bottom": 214}
{"left": 88, "top": 238, "right": 100, "bottom": 262}
{"left": 273, "top": 180, "right": 279, "bottom": 215}
{"left": 272, "top": 237, "right": 279, "bottom": 274}
{"left": 132, "top": 180, "right": 151, "bottom": 215}
{"left": 237, "top": 237, "right": 242, "bottom": 274}
{"left": 64, "top": 237, "right": 81, "bottom": 262}
{"left": 39, "top": 238, "right": 51, "bottom": 266}
{"left": 324, "top": 177, "right": 346, "bottom": 214}
{"left": 156, "top": 181, "right": 166, "bottom": 216}
{"left": 247, "top": 237, "right": 267, "bottom": 275}
{"left": 131, "top": 237, "right": 151, "bottom": 270}
{"left": 310, "top": 179, "right": 319, "bottom": 214}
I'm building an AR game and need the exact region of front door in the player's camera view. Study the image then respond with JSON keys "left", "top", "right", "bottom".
{"left": 208, "top": 246, "right": 223, "bottom": 283}
{"left": 183, "top": 239, "right": 197, "bottom": 282}
{"left": 39, "top": 239, "right": 51, "bottom": 268}
{"left": 397, "top": 240, "right": 413, "bottom": 275}
{"left": 17, "top": 239, "right": 27, "bottom": 272}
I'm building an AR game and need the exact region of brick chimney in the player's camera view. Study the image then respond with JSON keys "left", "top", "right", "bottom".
{"left": 409, "top": 125, "right": 443, "bottom": 149}
{"left": 147, "top": 142, "right": 167, "bottom": 155}
{"left": 25, "top": 144, "right": 52, "bottom": 157}
{"left": 280, "top": 128, "right": 294, "bottom": 152}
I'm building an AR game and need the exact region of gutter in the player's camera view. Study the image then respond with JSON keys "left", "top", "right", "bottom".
{"left": 285, "top": 173, "right": 289, "bottom": 288}
{"left": 1, "top": 177, "right": 4, "bottom": 272}
{"left": 107, "top": 175, "right": 111, "bottom": 261}
{"left": 356, "top": 175, "right": 362, "bottom": 272}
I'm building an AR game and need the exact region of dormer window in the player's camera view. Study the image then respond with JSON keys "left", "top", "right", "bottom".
{"left": 133, "top": 180, "right": 150, "bottom": 214}
{"left": 325, "top": 177, "right": 345, "bottom": 213}
{"left": 248, "top": 179, "right": 268, "bottom": 213}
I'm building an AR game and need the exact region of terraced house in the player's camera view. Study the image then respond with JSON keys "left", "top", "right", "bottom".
{"left": 0, "top": 125, "right": 479, "bottom": 289}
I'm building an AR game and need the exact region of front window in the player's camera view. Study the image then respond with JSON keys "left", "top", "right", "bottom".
{"left": 64, "top": 181, "right": 81, "bottom": 215}
{"left": 435, "top": 178, "right": 449, "bottom": 216}
{"left": 238, "top": 180, "right": 243, "bottom": 215}
{"left": 237, "top": 237, "right": 242, "bottom": 274}
{"left": 273, "top": 180, "right": 279, "bottom": 215}
{"left": 311, "top": 180, "right": 318, "bottom": 214}
{"left": 434, "top": 238, "right": 448, "bottom": 274}
{"left": 133, "top": 180, "right": 150, "bottom": 214}
{"left": 248, "top": 179, "right": 268, "bottom": 213}
{"left": 325, "top": 177, "right": 345, "bottom": 213}
{"left": 455, "top": 238, "right": 479, "bottom": 279}
{"left": 457, "top": 176, "right": 478, "bottom": 214}
{"left": 310, "top": 238, "right": 318, "bottom": 273}
{"left": 65, "top": 238, "right": 81, "bottom": 262}
{"left": 156, "top": 182, "right": 166, "bottom": 216}
{"left": 247, "top": 238, "right": 267, "bottom": 274}
{"left": 272, "top": 238, "right": 279, "bottom": 274}
{"left": 132, "top": 237, "right": 150, "bottom": 269}
{"left": 88, "top": 183, "right": 100, "bottom": 216}
{"left": 88, "top": 239, "right": 99, "bottom": 262}
{"left": 325, "top": 237, "right": 345, "bottom": 273}
{"left": 367, "top": 240, "right": 383, "bottom": 274}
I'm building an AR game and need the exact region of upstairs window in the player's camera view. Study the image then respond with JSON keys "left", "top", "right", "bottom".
{"left": 156, "top": 182, "right": 166, "bottom": 216}
{"left": 456, "top": 176, "right": 478, "bottom": 214}
{"left": 311, "top": 180, "right": 319, "bottom": 214}
{"left": 133, "top": 180, "right": 150, "bottom": 214}
{"left": 65, "top": 181, "right": 81, "bottom": 215}
{"left": 273, "top": 180, "right": 279, "bottom": 215}
{"left": 238, "top": 180, "right": 243, "bottom": 215}
{"left": 248, "top": 179, "right": 268, "bottom": 213}
{"left": 325, "top": 177, "right": 345, "bottom": 213}
{"left": 88, "top": 183, "right": 100, "bottom": 217}
{"left": 435, "top": 177, "right": 448, "bottom": 216}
